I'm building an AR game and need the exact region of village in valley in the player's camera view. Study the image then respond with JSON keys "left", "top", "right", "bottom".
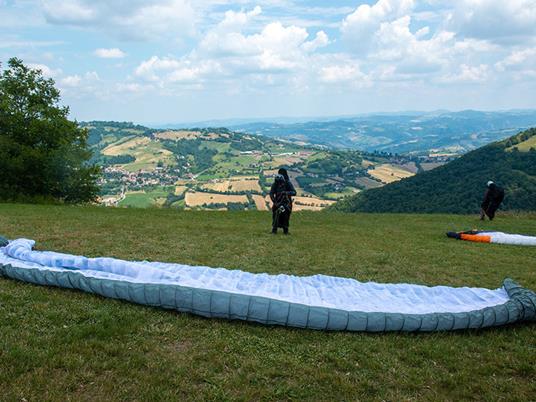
{"left": 88, "top": 122, "right": 453, "bottom": 211}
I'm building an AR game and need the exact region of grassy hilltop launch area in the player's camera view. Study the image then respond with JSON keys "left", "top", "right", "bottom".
{"left": 0, "top": 203, "right": 535, "bottom": 401}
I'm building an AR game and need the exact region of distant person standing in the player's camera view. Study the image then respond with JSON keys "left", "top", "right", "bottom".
{"left": 480, "top": 181, "right": 505, "bottom": 221}
{"left": 270, "top": 168, "right": 297, "bottom": 234}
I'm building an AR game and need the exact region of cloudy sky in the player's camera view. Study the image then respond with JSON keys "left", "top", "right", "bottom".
{"left": 1, "top": 0, "right": 536, "bottom": 123}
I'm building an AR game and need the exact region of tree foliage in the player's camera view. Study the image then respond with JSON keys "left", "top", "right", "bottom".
{"left": 333, "top": 128, "right": 536, "bottom": 213}
{"left": 0, "top": 58, "right": 100, "bottom": 203}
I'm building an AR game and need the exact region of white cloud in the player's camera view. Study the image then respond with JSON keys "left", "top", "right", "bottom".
{"left": 94, "top": 48, "right": 126, "bottom": 58}
{"left": 336, "top": 0, "right": 515, "bottom": 84}
{"left": 20, "top": 0, "right": 535, "bottom": 116}
{"left": 370, "top": 16, "right": 455, "bottom": 76}
{"left": 42, "top": 0, "right": 195, "bottom": 41}
{"left": 197, "top": 8, "right": 330, "bottom": 75}
{"left": 60, "top": 74, "right": 82, "bottom": 87}
{"left": 441, "top": 64, "right": 490, "bottom": 83}
{"left": 319, "top": 64, "right": 367, "bottom": 84}
{"left": 449, "top": 0, "right": 536, "bottom": 43}
{"left": 199, "top": 7, "right": 310, "bottom": 60}
{"left": 495, "top": 47, "right": 536, "bottom": 71}
{"left": 59, "top": 71, "right": 100, "bottom": 88}
{"left": 302, "top": 31, "right": 329, "bottom": 52}
{"left": 135, "top": 56, "right": 182, "bottom": 82}
{"left": 43, "top": 0, "right": 95, "bottom": 24}
{"left": 341, "top": 0, "right": 415, "bottom": 52}
{"left": 131, "top": 5, "right": 335, "bottom": 90}
{"left": 27, "top": 63, "right": 62, "bottom": 78}
{"left": 134, "top": 56, "right": 221, "bottom": 84}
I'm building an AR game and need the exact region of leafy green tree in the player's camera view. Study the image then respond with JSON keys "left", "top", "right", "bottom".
{"left": 0, "top": 58, "right": 100, "bottom": 202}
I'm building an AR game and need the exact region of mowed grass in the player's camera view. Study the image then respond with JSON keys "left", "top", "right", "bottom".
{"left": 0, "top": 203, "right": 535, "bottom": 401}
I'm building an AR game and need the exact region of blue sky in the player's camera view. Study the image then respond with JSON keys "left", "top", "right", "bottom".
{"left": 1, "top": 0, "right": 536, "bottom": 123}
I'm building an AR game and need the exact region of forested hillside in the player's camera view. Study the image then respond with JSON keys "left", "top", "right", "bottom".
{"left": 333, "top": 128, "right": 536, "bottom": 213}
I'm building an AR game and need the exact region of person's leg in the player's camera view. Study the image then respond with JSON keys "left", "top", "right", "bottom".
{"left": 282, "top": 211, "right": 290, "bottom": 234}
{"left": 487, "top": 205, "right": 497, "bottom": 221}
{"left": 272, "top": 209, "right": 278, "bottom": 233}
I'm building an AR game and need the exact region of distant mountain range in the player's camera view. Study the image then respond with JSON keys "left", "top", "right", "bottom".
{"left": 221, "top": 110, "right": 536, "bottom": 155}
{"left": 332, "top": 128, "right": 536, "bottom": 214}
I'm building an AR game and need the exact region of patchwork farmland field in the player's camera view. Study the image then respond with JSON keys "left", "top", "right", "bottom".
{"left": 201, "top": 177, "right": 262, "bottom": 193}
{"left": 251, "top": 194, "right": 269, "bottom": 211}
{"left": 88, "top": 122, "right": 448, "bottom": 211}
{"left": 185, "top": 191, "right": 249, "bottom": 208}
{"left": 368, "top": 163, "right": 415, "bottom": 183}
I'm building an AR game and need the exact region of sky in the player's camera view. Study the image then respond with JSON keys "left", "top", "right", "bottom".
{"left": 1, "top": 0, "right": 536, "bottom": 124}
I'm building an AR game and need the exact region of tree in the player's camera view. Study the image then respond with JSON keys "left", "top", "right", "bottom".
{"left": 0, "top": 58, "right": 100, "bottom": 203}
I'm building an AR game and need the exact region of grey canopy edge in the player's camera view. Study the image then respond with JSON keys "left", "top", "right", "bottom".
{"left": 1, "top": 263, "right": 534, "bottom": 332}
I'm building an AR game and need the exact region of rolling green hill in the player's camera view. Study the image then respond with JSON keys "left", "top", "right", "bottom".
{"left": 83, "top": 121, "right": 425, "bottom": 210}
{"left": 333, "top": 128, "right": 536, "bottom": 214}
{"left": 0, "top": 204, "right": 535, "bottom": 400}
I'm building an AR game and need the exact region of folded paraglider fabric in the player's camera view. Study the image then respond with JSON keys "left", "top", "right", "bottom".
{"left": 447, "top": 231, "right": 536, "bottom": 246}
{"left": 1, "top": 238, "right": 535, "bottom": 332}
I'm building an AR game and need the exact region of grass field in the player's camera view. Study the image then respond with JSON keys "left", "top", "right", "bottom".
{"left": 118, "top": 188, "right": 170, "bottom": 208}
{"left": 508, "top": 135, "right": 536, "bottom": 152}
{"left": 368, "top": 163, "right": 416, "bottom": 184}
{"left": 102, "top": 136, "right": 175, "bottom": 172}
{"left": 0, "top": 203, "right": 535, "bottom": 401}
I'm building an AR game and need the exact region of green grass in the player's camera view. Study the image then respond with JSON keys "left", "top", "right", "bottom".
{"left": 118, "top": 188, "right": 171, "bottom": 208}
{"left": 0, "top": 203, "right": 535, "bottom": 401}
{"left": 509, "top": 135, "right": 536, "bottom": 152}
{"left": 324, "top": 187, "right": 360, "bottom": 200}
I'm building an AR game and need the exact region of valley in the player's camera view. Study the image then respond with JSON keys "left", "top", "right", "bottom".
{"left": 86, "top": 122, "right": 446, "bottom": 211}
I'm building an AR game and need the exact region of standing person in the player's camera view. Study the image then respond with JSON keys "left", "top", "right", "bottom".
{"left": 480, "top": 181, "right": 505, "bottom": 221}
{"left": 270, "top": 168, "right": 297, "bottom": 234}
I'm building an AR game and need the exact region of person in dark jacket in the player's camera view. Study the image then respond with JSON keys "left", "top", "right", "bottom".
{"left": 480, "top": 181, "right": 505, "bottom": 221}
{"left": 270, "top": 168, "right": 297, "bottom": 234}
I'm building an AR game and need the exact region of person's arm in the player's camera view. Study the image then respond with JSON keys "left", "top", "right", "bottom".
{"left": 269, "top": 182, "right": 277, "bottom": 203}
{"left": 286, "top": 180, "right": 297, "bottom": 197}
